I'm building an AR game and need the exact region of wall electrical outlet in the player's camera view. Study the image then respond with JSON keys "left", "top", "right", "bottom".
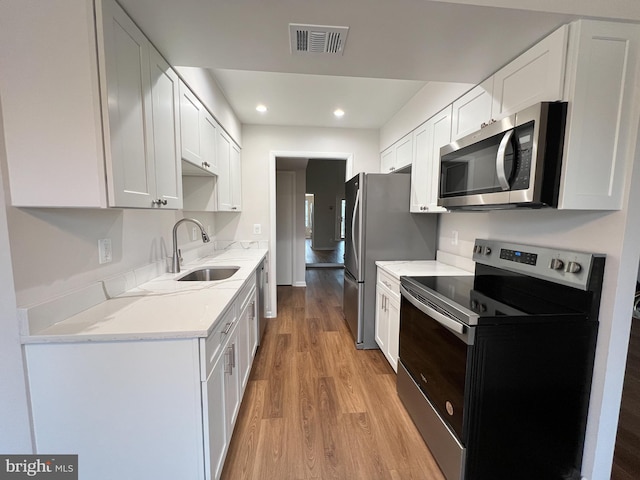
{"left": 253, "top": 224, "right": 261, "bottom": 235}
{"left": 451, "top": 230, "right": 459, "bottom": 246}
{"left": 98, "top": 238, "right": 112, "bottom": 264}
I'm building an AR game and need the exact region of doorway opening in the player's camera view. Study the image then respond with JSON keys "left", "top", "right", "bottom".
{"left": 305, "top": 159, "right": 346, "bottom": 269}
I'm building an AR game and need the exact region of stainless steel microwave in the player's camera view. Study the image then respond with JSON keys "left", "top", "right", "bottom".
{"left": 438, "top": 102, "right": 567, "bottom": 210}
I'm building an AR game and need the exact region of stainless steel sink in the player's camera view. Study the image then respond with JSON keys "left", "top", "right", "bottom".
{"left": 176, "top": 266, "right": 240, "bottom": 281}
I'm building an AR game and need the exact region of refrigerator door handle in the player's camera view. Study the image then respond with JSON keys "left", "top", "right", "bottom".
{"left": 351, "top": 188, "right": 361, "bottom": 274}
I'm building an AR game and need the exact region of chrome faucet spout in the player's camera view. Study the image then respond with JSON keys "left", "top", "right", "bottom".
{"left": 171, "top": 218, "right": 211, "bottom": 273}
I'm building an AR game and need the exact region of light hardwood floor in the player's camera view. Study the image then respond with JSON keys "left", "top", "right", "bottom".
{"left": 221, "top": 268, "right": 445, "bottom": 480}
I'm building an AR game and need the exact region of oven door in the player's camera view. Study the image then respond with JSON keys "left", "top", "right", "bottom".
{"left": 399, "top": 285, "right": 473, "bottom": 442}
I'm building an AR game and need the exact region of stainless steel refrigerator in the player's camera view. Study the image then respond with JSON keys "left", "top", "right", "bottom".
{"left": 343, "top": 172, "right": 438, "bottom": 349}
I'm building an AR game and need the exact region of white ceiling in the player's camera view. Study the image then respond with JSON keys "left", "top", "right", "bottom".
{"left": 117, "top": 0, "right": 640, "bottom": 129}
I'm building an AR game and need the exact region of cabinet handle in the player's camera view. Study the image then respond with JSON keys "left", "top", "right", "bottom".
{"left": 232, "top": 206, "right": 238, "bottom": 210}
{"left": 224, "top": 347, "right": 233, "bottom": 374}
{"left": 151, "top": 199, "right": 167, "bottom": 206}
{"left": 222, "top": 322, "right": 233, "bottom": 335}
{"left": 230, "top": 343, "right": 236, "bottom": 369}
{"left": 202, "top": 161, "right": 211, "bottom": 168}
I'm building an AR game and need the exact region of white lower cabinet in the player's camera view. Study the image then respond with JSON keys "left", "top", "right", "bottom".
{"left": 204, "top": 350, "right": 227, "bottom": 480}
{"left": 25, "top": 274, "right": 260, "bottom": 480}
{"left": 375, "top": 268, "right": 401, "bottom": 372}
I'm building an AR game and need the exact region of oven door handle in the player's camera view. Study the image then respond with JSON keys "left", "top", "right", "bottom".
{"left": 401, "top": 285, "right": 466, "bottom": 335}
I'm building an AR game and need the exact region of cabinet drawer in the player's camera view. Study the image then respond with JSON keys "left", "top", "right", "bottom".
{"left": 202, "top": 306, "right": 237, "bottom": 381}
{"left": 377, "top": 269, "right": 400, "bottom": 300}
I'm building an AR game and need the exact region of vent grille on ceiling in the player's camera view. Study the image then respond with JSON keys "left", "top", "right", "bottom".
{"left": 289, "top": 24, "right": 349, "bottom": 55}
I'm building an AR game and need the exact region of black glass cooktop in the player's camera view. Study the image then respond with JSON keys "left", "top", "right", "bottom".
{"left": 402, "top": 264, "right": 593, "bottom": 325}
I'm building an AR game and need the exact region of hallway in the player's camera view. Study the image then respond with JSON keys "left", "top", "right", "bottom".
{"left": 305, "top": 239, "right": 345, "bottom": 266}
{"left": 221, "top": 269, "right": 444, "bottom": 479}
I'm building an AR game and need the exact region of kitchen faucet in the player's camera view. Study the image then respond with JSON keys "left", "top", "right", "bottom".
{"left": 171, "top": 218, "right": 210, "bottom": 273}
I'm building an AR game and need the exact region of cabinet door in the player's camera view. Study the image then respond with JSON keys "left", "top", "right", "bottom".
{"left": 410, "top": 122, "right": 430, "bottom": 212}
{"left": 237, "top": 303, "right": 251, "bottom": 391}
{"left": 180, "top": 82, "right": 205, "bottom": 167}
{"left": 559, "top": 20, "right": 640, "bottom": 210}
{"left": 375, "top": 287, "right": 388, "bottom": 353}
{"left": 201, "top": 112, "right": 219, "bottom": 175}
{"left": 387, "top": 295, "right": 400, "bottom": 373}
{"left": 230, "top": 142, "right": 242, "bottom": 211}
{"left": 394, "top": 133, "right": 413, "bottom": 171}
{"left": 216, "top": 130, "right": 232, "bottom": 211}
{"left": 149, "top": 47, "right": 182, "bottom": 209}
{"left": 224, "top": 333, "right": 241, "bottom": 441}
{"left": 451, "top": 77, "right": 493, "bottom": 140}
{"left": 203, "top": 354, "right": 227, "bottom": 480}
{"left": 101, "top": 0, "right": 155, "bottom": 208}
{"left": 492, "top": 25, "right": 568, "bottom": 121}
{"left": 427, "top": 106, "right": 452, "bottom": 212}
{"left": 410, "top": 106, "right": 452, "bottom": 213}
{"left": 380, "top": 147, "right": 395, "bottom": 173}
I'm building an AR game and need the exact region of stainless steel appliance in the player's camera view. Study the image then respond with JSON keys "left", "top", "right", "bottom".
{"left": 343, "top": 172, "right": 437, "bottom": 349}
{"left": 439, "top": 102, "right": 567, "bottom": 210}
{"left": 398, "top": 239, "right": 605, "bottom": 480}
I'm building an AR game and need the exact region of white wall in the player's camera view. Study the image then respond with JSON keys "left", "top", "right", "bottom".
{"left": 379, "top": 81, "right": 473, "bottom": 151}
{"left": 229, "top": 125, "right": 379, "bottom": 316}
{"left": 218, "top": 125, "right": 379, "bottom": 243}
{"left": 0, "top": 96, "right": 33, "bottom": 452}
{"left": 7, "top": 207, "right": 216, "bottom": 307}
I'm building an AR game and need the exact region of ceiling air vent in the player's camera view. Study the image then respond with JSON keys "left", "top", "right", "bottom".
{"left": 289, "top": 24, "right": 349, "bottom": 55}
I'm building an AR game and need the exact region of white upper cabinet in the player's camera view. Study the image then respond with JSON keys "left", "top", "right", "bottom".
{"left": 558, "top": 20, "right": 640, "bottom": 210}
{"left": 100, "top": 0, "right": 155, "bottom": 208}
{"left": 380, "top": 147, "right": 395, "bottom": 174}
{"left": 410, "top": 105, "right": 452, "bottom": 213}
{"left": 451, "top": 78, "right": 494, "bottom": 141}
{"left": 179, "top": 81, "right": 218, "bottom": 176}
{"left": 492, "top": 26, "right": 567, "bottom": 121}
{"left": 1, "top": 0, "right": 182, "bottom": 208}
{"left": 216, "top": 130, "right": 242, "bottom": 212}
{"left": 149, "top": 48, "right": 183, "bottom": 209}
{"left": 380, "top": 133, "right": 413, "bottom": 173}
{"left": 451, "top": 25, "right": 568, "bottom": 141}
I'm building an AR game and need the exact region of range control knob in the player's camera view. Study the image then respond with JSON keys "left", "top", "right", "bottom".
{"left": 473, "top": 245, "right": 482, "bottom": 254}
{"left": 565, "top": 261, "right": 582, "bottom": 274}
{"left": 549, "top": 258, "right": 565, "bottom": 270}
{"left": 482, "top": 246, "right": 492, "bottom": 255}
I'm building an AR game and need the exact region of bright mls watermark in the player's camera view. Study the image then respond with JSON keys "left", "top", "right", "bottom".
{"left": 0, "top": 456, "right": 77, "bottom": 479}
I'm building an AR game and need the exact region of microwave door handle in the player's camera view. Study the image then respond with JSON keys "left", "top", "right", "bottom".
{"left": 496, "top": 130, "right": 514, "bottom": 191}
{"left": 400, "top": 285, "right": 466, "bottom": 335}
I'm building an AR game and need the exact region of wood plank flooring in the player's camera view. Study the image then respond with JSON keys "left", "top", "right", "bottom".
{"left": 612, "top": 317, "right": 640, "bottom": 480}
{"left": 305, "top": 239, "right": 345, "bottom": 265}
{"left": 221, "top": 268, "right": 445, "bottom": 480}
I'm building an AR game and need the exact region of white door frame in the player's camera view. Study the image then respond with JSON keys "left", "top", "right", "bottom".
{"left": 268, "top": 151, "right": 353, "bottom": 318}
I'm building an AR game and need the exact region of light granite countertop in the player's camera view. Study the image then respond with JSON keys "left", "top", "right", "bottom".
{"left": 21, "top": 249, "right": 267, "bottom": 344}
{"left": 376, "top": 251, "right": 475, "bottom": 280}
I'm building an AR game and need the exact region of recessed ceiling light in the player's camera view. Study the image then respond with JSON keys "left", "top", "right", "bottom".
{"left": 256, "top": 104, "right": 267, "bottom": 113}
{"left": 334, "top": 108, "right": 345, "bottom": 118}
